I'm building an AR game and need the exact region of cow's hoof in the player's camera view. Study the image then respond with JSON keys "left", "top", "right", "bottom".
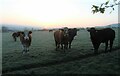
{"left": 61, "top": 47, "right": 63, "bottom": 49}
{"left": 108, "top": 50, "right": 112, "bottom": 52}
{"left": 22, "top": 52, "right": 25, "bottom": 54}
{"left": 104, "top": 51, "right": 108, "bottom": 53}
{"left": 65, "top": 47, "right": 68, "bottom": 50}
{"left": 63, "top": 50, "right": 65, "bottom": 53}
{"left": 55, "top": 48, "right": 58, "bottom": 51}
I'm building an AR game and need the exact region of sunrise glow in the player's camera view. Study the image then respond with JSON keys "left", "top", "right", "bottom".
{"left": 0, "top": 0, "right": 118, "bottom": 28}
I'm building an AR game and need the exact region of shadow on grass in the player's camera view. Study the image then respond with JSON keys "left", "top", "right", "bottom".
{"left": 2, "top": 47, "right": 120, "bottom": 73}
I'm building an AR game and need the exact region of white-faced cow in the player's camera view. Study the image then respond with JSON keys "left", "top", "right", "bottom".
{"left": 54, "top": 27, "right": 69, "bottom": 51}
{"left": 19, "top": 31, "right": 32, "bottom": 54}
{"left": 87, "top": 28, "right": 115, "bottom": 54}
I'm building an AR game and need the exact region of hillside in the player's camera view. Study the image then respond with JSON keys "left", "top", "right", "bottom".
{"left": 1, "top": 24, "right": 41, "bottom": 32}
{"left": 95, "top": 23, "right": 120, "bottom": 28}
{"left": 1, "top": 23, "right": 120, "bottom": 32}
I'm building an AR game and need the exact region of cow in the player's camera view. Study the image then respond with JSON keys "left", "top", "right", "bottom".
{"left": 12, "top": 32, "right": 20, "bottom": 42}
{"left": 54, "top": 27, "right": 69, "bottom": 51}
{"left": 68, "top": 28, "right": 77, "bottom": 48}
{"left": 87, "top": 28, "right": 115, "bottom": 54}
{"left": 49, "top": 30, "right": 53, "bottom": 32}
{"left": 19, "top": 30, "right": 32, "bottom": 54}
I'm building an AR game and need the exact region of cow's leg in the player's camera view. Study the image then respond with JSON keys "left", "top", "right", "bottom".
{"left": 61, "top": 43, "right": 63, "bottom": 49}
{"left": 58, "top": 43, "right": 60, "bottom": 48}
{"left": 69, "top": 42, "right": 71, "bottom": 49}
{"left": 56, "top": 43, "right": 61, "bottom": 51}
{"left": 65, "top": 43, "right": 68, "bottom": 50}
{"left": 55, "top": 41, "right": 58, "bottom": 51}
{"left": 15, "top": 37, "right": 16, "bottom": 42}
{"left": 55, "top": 41, "right": 57, "bottom": 47}
{"left": 66, "top": 44, "right": 68, "bottom": 49}
{"left": 26, "top": 47, "right": 29, "bottom": 53}
{"left": 13, "top": 36, "right": 16, "bottom": 42}
{"left": 22, "top": 45, "right": 26, "bottom": 54}
{"left": 105, "top": 41, "right": 108, "bottom": 52}
{"left": 69, "top": 39, "right": 73, "bottom": 49}
{"left": 93, "top": 43, "right": 100, "bottom": 54}
{"left": 110, "top": 40, "right": 113, "bottom": 52}
{"left": 63, "top": 44, "right": 65, "bottom": 50}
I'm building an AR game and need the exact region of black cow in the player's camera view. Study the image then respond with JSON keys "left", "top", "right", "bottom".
{"left": 12, "top": 32, "right": 20, "bottom": 42}
{"left": 87, "top": 28, "right": 115, "bottom": 54}
{"left": 68, "top": 28, "right": 77, "bottom": 48}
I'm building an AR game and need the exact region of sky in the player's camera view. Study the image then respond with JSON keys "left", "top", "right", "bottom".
{"left": 0, "top": 0, "right": 119, "bottom": 28}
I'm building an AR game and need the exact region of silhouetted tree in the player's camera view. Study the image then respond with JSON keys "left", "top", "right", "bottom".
{"left": 92, "top": 0, "right": 120, "bottom": 14}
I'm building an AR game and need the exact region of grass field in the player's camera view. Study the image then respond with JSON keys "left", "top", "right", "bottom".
{"left": 2, "top": 28, "right": 120, "bottom": 75}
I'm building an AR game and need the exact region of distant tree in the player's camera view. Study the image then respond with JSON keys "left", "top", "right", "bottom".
{"left": 92, "top": 0, "right": 120, "bottom": 14}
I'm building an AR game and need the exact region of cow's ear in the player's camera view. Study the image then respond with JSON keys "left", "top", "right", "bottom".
{"left": 29, "top": 31, "right": 32, "bottom": 34}
{"left": 68, "top": 29, "right": 71, "bottom": 31}
{"left": 19, "top": 32, "right": 24, "bottom": 35}
{"left": 21, "top": 32, "right": 24, "bottom": 34}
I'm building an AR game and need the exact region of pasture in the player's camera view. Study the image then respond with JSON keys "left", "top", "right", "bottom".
{"left": 2, "top": 28, "right": 120, "bottom": 75}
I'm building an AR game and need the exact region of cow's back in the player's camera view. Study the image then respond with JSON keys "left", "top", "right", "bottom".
{"left": 96, "top": 28, "right": 115, "bottom": 42}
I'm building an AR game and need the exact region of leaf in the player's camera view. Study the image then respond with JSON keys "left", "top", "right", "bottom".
{"left": 91, "top": 5, "right": 99, "bottom": 14}
{"left": 92, "top": 5, "right": 99, "bottom": 9}
{"left": 92, "top": 10, "right": 95, "bottom": 14}
{"left": 99, "top": 8, "right": 105, "bottom": 13}
{"left": 92, "top": 9, "right": 99, "bottom": 14}
{"left": 113, "top": 8, "right": 114, "bottom": 10}
{"left": 105, "top": 0, "right": 109, "bottom": 5}
{"left": 100, "top": 3, "right": 104, "bottom": 8}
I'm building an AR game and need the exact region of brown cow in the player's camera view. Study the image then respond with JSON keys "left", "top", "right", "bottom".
{"left": 54, "top": 27, "right": 69, "bottom": 51}
{"left": 19, "top": 31, "right": 32, "bottom": 54}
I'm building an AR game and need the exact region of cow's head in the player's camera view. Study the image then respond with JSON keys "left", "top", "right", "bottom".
{"left": 68, "top": 28, "right": 77, "bottom": 37}
{"left": 87, "top": 28, "right": 97, "bottom": 37}
{"left": 20, "top": 31, "right": 32, "bottom": 40}
{"left": 63, "top": 27, "right": 69, "bottom": 37}
{"left": 87, "top": 27, "right": 96, "bottom": 32}
{"left": 73, "top": 28, "right": 77, "bottom": 36}
{"left": 16, "top": 32, "right": 21, "bottom": 37}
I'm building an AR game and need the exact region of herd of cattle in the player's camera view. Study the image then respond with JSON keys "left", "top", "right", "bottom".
{"left": 12, "top": 27, "right": 115, "bottom": 54}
